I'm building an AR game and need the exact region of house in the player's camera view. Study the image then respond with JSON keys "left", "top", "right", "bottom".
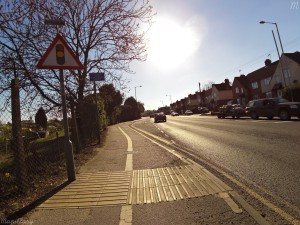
{"left": 174, "top": 98, "right": 188, "bottom": 114}
{"left": 231, "top": 74, "right": 251, "bottom": 106}
{"left": 245, "top": 59, "right": 278, "bottom": 100}
{"left": 171, "top": 100, "right": 182, "bottom": 113}
{"left": 266, "top": 52, "right": 300, "bottom": 100}
{"left": 211, "top": 79, "right": 233, "bottom": 109}
{"left": 187, "top": 93, "right": 199, "bottom": 112}
{"left": 158, "top": 106, "right": 170, "bottom": 115}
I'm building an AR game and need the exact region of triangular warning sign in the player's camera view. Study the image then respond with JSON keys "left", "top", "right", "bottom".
{"left": 36, "top": 33, "right": 84, "bottom": 70}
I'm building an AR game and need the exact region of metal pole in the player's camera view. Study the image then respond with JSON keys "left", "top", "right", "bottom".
{"left": 272, "top": 30, "right": 287, "bottom": 87}
{"left": 59, "top": 69, "right": 76, "bottom": 181}
{"left": 274, "top": 24, "right": 294, "bottom": 101}
{"left": 94, "top": 81, "right": 100, "bottom": 143}
{"left": 274, "top": 23, "right": 284, "bottom": 54}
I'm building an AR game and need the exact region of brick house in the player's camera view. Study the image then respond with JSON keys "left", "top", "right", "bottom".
{"left": 246, "top": 59, "right": 278, "bottom": 100}
{"left": 265, "top": 52, "right": 300, "bottom": 100}
{"left": 231, "top": 75, "right": 251, "bottom": 106}
{"left": 211, "top": 79, "right": 233, "bottom": 109}
{"left": 187, "top": 93, "right": 199, "bottom": 112}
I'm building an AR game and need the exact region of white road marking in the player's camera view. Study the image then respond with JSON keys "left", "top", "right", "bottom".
{"left": 118, "top": 127, "right": 133, "bottom": 225}
{"left": 250, "top": 120, "right": 292, "bottom": 124}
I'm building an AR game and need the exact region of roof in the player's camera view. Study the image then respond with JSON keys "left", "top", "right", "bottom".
{"left": 188, "top": 93, "right": 197, "bottom": 100}
{"left": 285, "top": 51, "right": 300, "bottom": 64}
{"left": 204, "top": 88, "right": 212, "bottom": 97}
{"left": 233, "top": 75, "right": 251, "bottom": 91}
{"left": 247, "top": 60, "right": 279, "bottom": 82}
{"left": 213, "top": 83, "right": 231, "bottom": 91}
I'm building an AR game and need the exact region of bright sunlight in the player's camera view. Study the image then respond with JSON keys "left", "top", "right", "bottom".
{"left": 147, "top": 17, "right": 202, "bottom": 70}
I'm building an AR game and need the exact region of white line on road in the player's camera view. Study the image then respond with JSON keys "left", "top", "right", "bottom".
{"left": 118, "top": 127, "right": 133, "bottom": 225}
{"left": 119, "top": 127, "right": 133, "bottom": 171}
{"left": 250, "top": 120, "right": 292, "bottom": 124}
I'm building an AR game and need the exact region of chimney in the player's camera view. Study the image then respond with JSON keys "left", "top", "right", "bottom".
{"left": 224, "top": 79, "right": 229, "bottom": 86}
{"left": 264, "top": 59, "right": 272, "bottom": 67}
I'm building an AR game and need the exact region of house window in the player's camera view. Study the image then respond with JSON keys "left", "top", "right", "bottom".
{"left": 264, "top": 77, "right": 271, "bottom": 86}
{"left": 241, "top": 88, "right": 244, "bottom": 93}
{"left": 251, "top": 82, "right": 258, "bottom": 89}
{"left": 266, "top": 92, "right": 272, "bottom": 98}
{"left": 235, "top": 87, "right": 239, "bottom": 94}
{"left": 276, "top": 75, "right": 280, "bottom": 83}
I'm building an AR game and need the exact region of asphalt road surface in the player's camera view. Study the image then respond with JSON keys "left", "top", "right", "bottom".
{"left": 133, "top": 115, "right": 300, "bottom": 223}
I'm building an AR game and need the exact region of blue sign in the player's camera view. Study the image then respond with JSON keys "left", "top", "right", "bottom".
{"left": 90, "top": 72, "right": 105, "bottom": 81}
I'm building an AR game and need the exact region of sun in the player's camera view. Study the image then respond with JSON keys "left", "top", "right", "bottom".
{"left": 147, "top": 17, "right": 201, "bottom": 70}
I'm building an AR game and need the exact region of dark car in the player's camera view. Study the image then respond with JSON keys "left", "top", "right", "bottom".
{"left": 217, "top": 104, "right": 245, "bottom": 119}
{"left": 245, "top": 98, "right": 300, "bottom": 120}
{"left": 149, "top": 113, "right": 156, "bottom": 118}
{"left": 198, "top": 107, "right": 209, "bottom": 114}
{"left": 154, "top": 113, "right": 167, "bottom": 123}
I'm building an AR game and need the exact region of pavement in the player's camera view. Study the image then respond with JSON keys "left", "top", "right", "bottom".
{"left": 15, "top": 121, "right": 270, "bottom": 225}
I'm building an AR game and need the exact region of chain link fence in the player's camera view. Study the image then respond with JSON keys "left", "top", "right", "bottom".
{"left": 0, "top": 79, "right": 102, "bottom": 219}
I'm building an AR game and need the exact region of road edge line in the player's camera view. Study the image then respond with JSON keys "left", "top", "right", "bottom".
{"left": 118, "top": 127, "right": 133, "bottom": 225}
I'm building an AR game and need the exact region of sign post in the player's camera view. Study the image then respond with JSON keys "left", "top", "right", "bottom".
{"left": 36, "top": 34, "right": 84, "bottom": 181}
{"left": 89, "top": 73, "right": 105, "bottom": 143}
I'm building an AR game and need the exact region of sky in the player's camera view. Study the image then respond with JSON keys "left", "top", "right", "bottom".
{"left": 124, "top": 0, "right": 300, "bottom": 110}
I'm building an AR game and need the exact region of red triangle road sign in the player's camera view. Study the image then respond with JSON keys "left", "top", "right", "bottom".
{"left": 36, "top": 33, "right": 84, "bottom": 70}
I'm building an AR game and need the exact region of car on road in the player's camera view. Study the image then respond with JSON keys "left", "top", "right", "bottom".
{"left": 154, "top": 112, "right": 167, "bottom": 123}
{"left": 184, "top": 110, "right": 193, "bottom": 115}
{"left": 149, "top": 113, "right": 156, "bottom": 118}
{"left": 170, "top": 111, "right": 179, "bottom": 116}
{"left": 198, "top": 107, "right": 209, "bottom": 114}
{"left": 245, "top": 98, "right": 300, "bottom": 120}
{"left": 217, "top": 104, "right": 245, "bottom": 119}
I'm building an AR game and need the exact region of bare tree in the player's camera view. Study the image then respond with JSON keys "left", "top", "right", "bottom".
{"left": 0, "top": 0, "right": 154, "bottom": 113}
{"left": 203, "top": 81, "right": 215, "bottom": 90}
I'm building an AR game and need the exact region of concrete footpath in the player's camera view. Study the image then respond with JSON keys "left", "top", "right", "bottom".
{"left": 18, "top": 122, "right": 269, "bottom": 225}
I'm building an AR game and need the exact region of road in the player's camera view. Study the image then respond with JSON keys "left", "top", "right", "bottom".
{"left": 132, "top": 115, "right": 300, "bottom": 223}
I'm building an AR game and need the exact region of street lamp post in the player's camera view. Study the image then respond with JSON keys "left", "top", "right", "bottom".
{"left": 134, "top": 85, "right": 142, "bottom": 102}
{"left": 166, "top": 94, "right": 172, "bottom": 104}
{"left": 166, "top": 94, "right": 172, "bottom": 111}
{"left": 260, "top": 20, "right": 294, "bottom": 101}
{"left": 260, "top": 21, "right": 284, "bottom": 54}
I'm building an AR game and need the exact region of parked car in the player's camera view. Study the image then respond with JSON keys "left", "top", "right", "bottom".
{"left": 184, "top": 110, "right": 193, "bottom": 115}
{"left": 198, "top": 107, "right": 209, "bottom": 114}
{"left": 154, "top": 112, "right": 167, "bottom": 123}
{"left": 149, "top": 113, "right": 156, "bottom": 118}
{"left": 171, "top": 111, "right": 179, "bottom": 116}
{"left": 245, "top": 98, "right": 300, "bottom": 120}
{"left": 217, "top": 104, "right": 245, "bottom": 119}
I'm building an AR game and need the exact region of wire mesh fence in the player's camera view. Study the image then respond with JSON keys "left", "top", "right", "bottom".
{"left": 0, "top": 78, "right": 102, "bottom": 219}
